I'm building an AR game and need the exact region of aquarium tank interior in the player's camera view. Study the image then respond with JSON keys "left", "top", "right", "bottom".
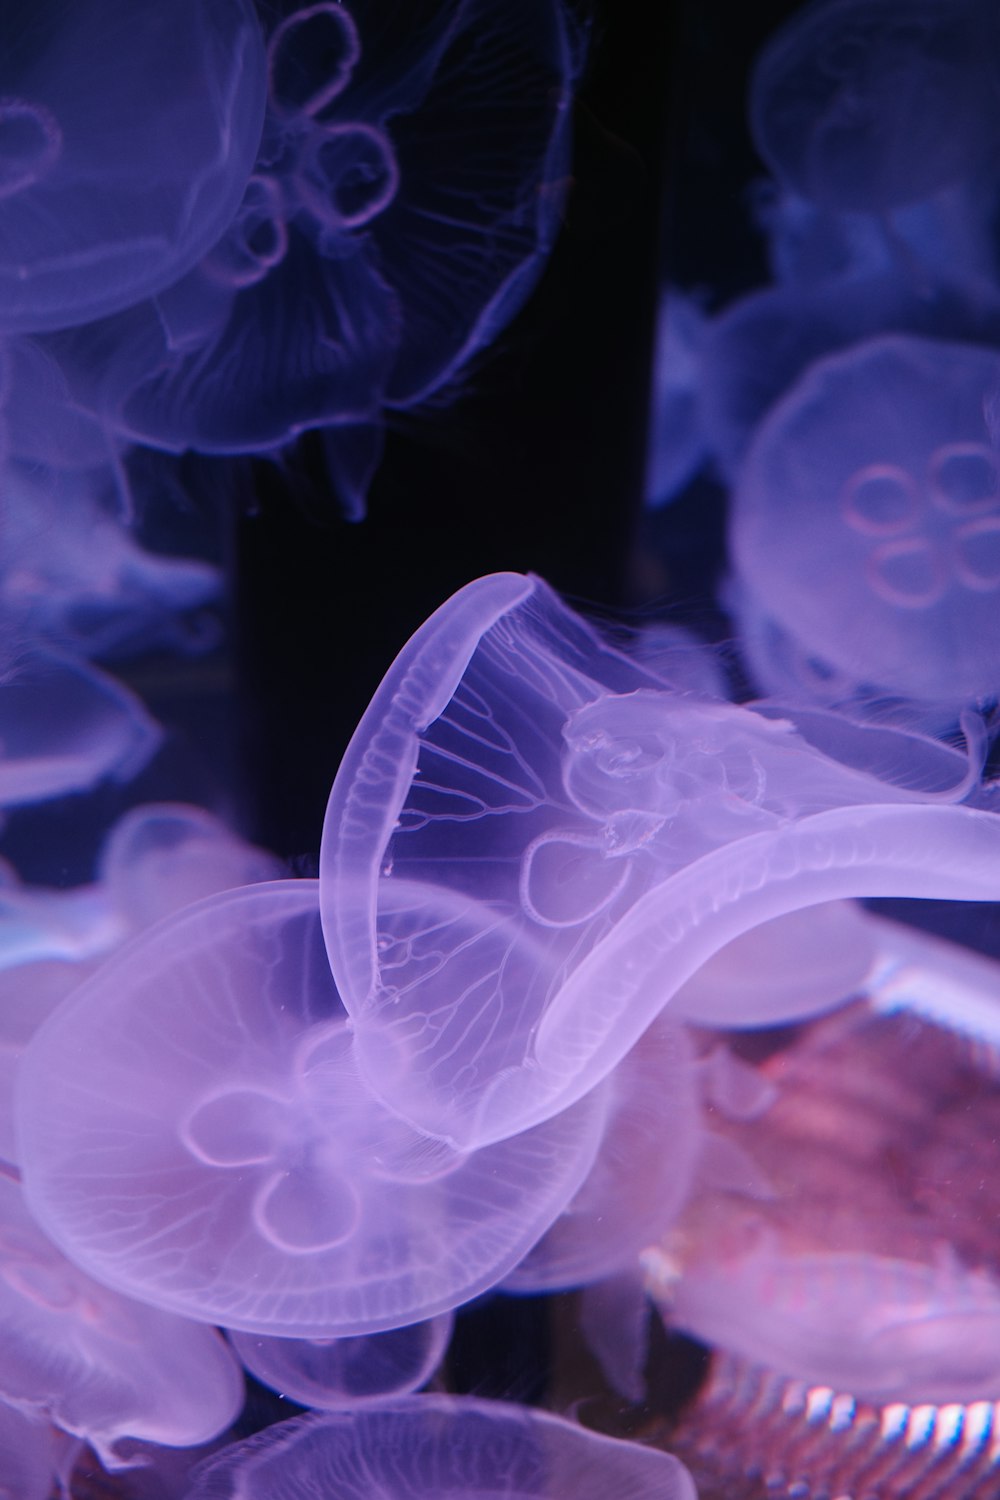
{"left": 4, "top": 2, "right": 1000, "bottom": 1498}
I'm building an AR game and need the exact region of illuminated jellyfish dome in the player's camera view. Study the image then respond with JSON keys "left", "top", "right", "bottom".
{"left": 748, "top": 0, "right": 1000, "bottom": 214}
{"left": 729, "top": 333, "right": 1000, "bottom": 710}
{"left": 0, "top": 0, "right": 266, "bottom": 333}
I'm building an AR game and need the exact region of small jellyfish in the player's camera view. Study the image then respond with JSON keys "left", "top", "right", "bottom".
{"left": 0, "top": 463, "right": 221, "bottom": 659}
{"left": 749, "top": 0, "right": 999, "bottom": 214}
{"left": 97, "top": 802, "right": 283, "bottom": 933}
{"left": 16, "top": 880, "right": 606, "bottom": 1336}
{"left": 228, "top": 1311, "right": 453, "bottom": 1410}
{"left": 321, "top": 571, "right": 1000, "bottom": 1149}
{"left": 181, "top": 1398, "right": 697, "bottom": 1499}
{"left": 0, "top": 1173, "right": 244, "bottom": 1468}
{"left": 0, "top": 651, "right": 161, "bottom": 809}
{"left": 729, "top": 333, "right": 1000, "bottom": 708}
{"left": 0, "top": 0, "right": 267, "bottom": 332}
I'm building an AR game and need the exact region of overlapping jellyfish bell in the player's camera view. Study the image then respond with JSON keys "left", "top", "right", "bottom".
{"left": 0, "top": 652, "right": 160, "bottom": 810}
{"left": 228, "top": 1310, "right": 453, "bottom": 1410}
{"left": 504, "top": 1015, "right": 703, "bottom": 1292}
{"left": 698, "top": 275, "right": 1000, "bottom": 485}
{"left": 321, "top": 571, "right": 1000, "bottom": 1149}
{"left": 15, "top": 880, "right": 606, "bottom": 1337}
{"left": 0, "top": 0, "right": 266, "bottom": 334}
{"left": 645, "top": 1227, "right": 1000, "bottom": 1407}
{"left": 669, "top": 900, "right": 881, "bottom": 1029}
{"left": 0, "top": 1172, "right": 243, "bottom": 1469}
{"left": 729, "top": 333, "right": 1000, "bottom": 710}
{"left": 748, "top": 0, "right": 1000, "bottom": 214}
{"left": 181, "top": 1398, "right": 697, "bottom": 1500}
{"left": 0, "top": 806, "right": 279, "bottom": 1168}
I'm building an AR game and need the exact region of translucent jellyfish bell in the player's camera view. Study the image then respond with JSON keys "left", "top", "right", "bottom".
{"left": 730, "top": 333, "right": 1000, "bottom": 708}
{"left": 322, "top": 572, "right": 1000, "bottom": 1149}
{"left": 504, "top": 1016, "right": 703, "bottom": 1291}
{"left": 0, "top": 463, "right": 220, "bottom": 659}
{"left": 181, "top": 1398, "right": 697, "bottom": 1500}
{"left": 0, "top": 1174, "right": 244, "bottom": 1469}
{"left": 748, "top": 0, "right": 999, "bottom": 214}
{"left": 0, "top": 0, "right": 266, "bottom": 333}
{"left": 228, "top": 1311, "right": 453, "bottom": 1410}
{"left": 670, "top": 900, "right": 879, "bottom": 1028}
{"left": 0, "top": 651, "right": 161, "bottom": 809}
{"left": 16, "top": 880, "right": 605, "bottom": 1337}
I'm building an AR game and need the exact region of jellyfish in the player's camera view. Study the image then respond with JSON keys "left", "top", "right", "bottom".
{"left": 15, "top": 880, "right": 607, "bottom": 1337}
{"left": 0, "top": 0, "right": 267, "bottom": 334}
{"left": 698, "top": 274, "right": 1000, "bottom": 484}
{"left": 227, "top": 1311, "right": 453, "bottom": 1410}
{"left": 748, "top": 0, "right": 1000, "bottom": 215}
{"left": 0, "top": 805, "right": 280, "bottom": 1168}
{"left": 180, "top": 1398, "right": 697, "bottom": 1500}
{"left": 319, "top": 571, "right": 1000, "bottom": 1150}
{"left": 0, "top": 1172, "right": 244, "bottom": 1469}
{"left": 22, "top": 0, "right": 580, "bottom": 518}
{"left": 0, "top": 462, "right": 221, "bottom": 659}
{"left": 729, "top": 333, "right": 1000, "bottom": 710}
{"left": 0, "top": 651, "right": 161, "bottom": 810}
{"left": 669, "top": 900, "right": 879, "bottom": 1028}
{"left": 646, "top": 1229, "right": 1000, "bottom": 1407}
{"left": 504, "top": 1016, "right": 703, "bottom": 1291}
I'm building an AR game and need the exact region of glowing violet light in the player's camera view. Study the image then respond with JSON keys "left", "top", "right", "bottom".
{"left": 180, "top": 1397, "right": 698, "bottom": 1499}
{"left": 15, "top": 880, "right": 606, "bottom": 1337}
{"left": 0, "top": 0, "right": 267, "bottom": 333}
{"left": 320, "top": 571, "right": 1000, "bottom": 1150}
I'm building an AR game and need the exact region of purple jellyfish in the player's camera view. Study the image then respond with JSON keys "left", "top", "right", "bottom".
{"left": 15, "top": 880, "right": 606, "bottom": 1337}
{"left": 0, "top": 0, "right": 266, "bottom": 333}
{"left": 320, "top": 571, "right": 1000, "bottom": 1151}
{"left": 181, "top": 1397, "right": 697, "bottom": 1499}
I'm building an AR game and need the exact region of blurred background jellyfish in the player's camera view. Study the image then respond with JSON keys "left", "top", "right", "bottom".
{"left": 227, "top": 1311, "right": 454, "bottom": 1410}
{"left": 748, "top": 0, "right": 1000, "bottom": 217}
{"left": 180, "top": 1398, "right": 698, "bottom": 1499}
{"left": 728, "top": 334, "right": 1000, "bottom": 715}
